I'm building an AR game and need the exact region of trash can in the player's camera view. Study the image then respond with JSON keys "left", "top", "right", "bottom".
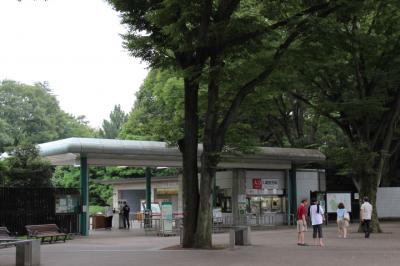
{"left": 92, "top": 215, "right": 106, "bottom": 229}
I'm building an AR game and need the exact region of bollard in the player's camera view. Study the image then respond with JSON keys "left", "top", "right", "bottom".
{"left": 16, "top": 239, "right": 41, "bottom": 266}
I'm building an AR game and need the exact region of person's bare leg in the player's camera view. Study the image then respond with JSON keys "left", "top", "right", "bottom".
{"left": 319, "top": 238, "right": 325, "bottom": 247}
{"left": 343, "top": 227, "right": 347, "bottom": 238}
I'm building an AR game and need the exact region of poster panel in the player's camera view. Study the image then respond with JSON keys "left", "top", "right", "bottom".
{"left": 161, "top": 202, "right": 173, "bottom": 233}
{"left": 326, "top": 193, "right": 352, "bottom": 213}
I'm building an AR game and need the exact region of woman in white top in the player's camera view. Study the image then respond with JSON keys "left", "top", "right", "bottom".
{"left": 309, "top": 199, "right": 325, "bottom": 247}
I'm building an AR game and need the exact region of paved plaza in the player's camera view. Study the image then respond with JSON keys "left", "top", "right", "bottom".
{"left": 1, "top": 222, "right": 400, "bottom": 266}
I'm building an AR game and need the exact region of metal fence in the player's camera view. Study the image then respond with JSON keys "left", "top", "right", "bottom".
{"left": 0, "top": 187, "right": 80, "bottom": 235}
{"left": 213, "top": 213, "right": 287, "bottom": 231}
{"left": 142, "top": 217, "right": 183, "bottom": 236}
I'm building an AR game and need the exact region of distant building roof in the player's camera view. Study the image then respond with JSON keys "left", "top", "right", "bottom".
{"left": 38, "top": 137, "right": 325, "bottom": 169}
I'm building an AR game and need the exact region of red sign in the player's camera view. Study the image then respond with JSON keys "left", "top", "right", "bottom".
{"left": 252, "top": 178, "right": 262, "bottom": 189}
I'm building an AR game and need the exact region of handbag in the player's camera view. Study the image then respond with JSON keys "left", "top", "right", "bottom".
{"left": 344, "top": 212, "right": 350, "bottom": 221}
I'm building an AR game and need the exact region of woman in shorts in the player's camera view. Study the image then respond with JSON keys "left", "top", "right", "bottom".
{"left": 336, "top": 202, "right": 349, "bottom": 238}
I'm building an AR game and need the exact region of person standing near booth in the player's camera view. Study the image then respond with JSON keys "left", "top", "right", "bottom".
{"left": 297, "top": 199, "right": 308, "bottom": 246}
{"left": 105, "top": 205, "right": 113, "bottom": 230}
{"left": 122, "top": 202, "right": 131, "bottom": 229}
{"left": 310, "top": 198, "right": 325, "bottom": 247}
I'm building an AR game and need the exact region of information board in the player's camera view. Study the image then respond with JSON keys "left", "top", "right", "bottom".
{"left": 161, "top": 202, "right": 173, "bottom": 234}
{"left": 326, "top": 193, "right": 352, "bottom": 213}
{"left": 55, "top": 194, "right": 79, "bottom": 214}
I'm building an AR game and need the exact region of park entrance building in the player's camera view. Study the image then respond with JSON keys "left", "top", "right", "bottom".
{"left": 38, "top": 137, "right": 325, "bottom": 235}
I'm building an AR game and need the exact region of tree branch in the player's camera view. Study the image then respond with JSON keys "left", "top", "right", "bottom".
{"left": 223, "top": 2, "right": 335, "bottom": 49}
{"left": 290, "top": 91, "right": 355, "bottom": 143}
{"left": 213, "top": 3, "right": 342, "bottom": 150}
{"left": 215, "top": 28, "right": 302, "bottom": 149}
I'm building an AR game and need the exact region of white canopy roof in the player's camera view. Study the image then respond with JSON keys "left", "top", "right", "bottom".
{"left": 38, "top": 138, "right": 325, "bottom": 169}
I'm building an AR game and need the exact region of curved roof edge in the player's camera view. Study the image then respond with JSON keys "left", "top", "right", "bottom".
{"left": 38, "top": 137, "right": 325, "bottom": 167}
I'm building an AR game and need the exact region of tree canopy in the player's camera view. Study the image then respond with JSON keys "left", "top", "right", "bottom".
{"left": 108, "top": 0, "right": 360, "bottom": 248}
{"left": 1, "top": 145, "right": 52, "bottom": 188}
{"left": 0, "top": 80, "right": 95, "bottom": 152}
{"left": 269, "top": 0, "right": 400, "bottom": 232}
{"left": 100, "top": 104, "right": 128, "bottom": 139}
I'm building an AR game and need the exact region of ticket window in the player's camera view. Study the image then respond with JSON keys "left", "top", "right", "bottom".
{"left": 216, "top": 188, "right": 232, "bottom": 213}
{"left": 248, "top": 196, "right": 285, "bottom": 215}
{"left": 271, "top": 197, "right": 284, "bottom": 212}
{"left": 261, "top": 197, "right": 272, "bottom": 213}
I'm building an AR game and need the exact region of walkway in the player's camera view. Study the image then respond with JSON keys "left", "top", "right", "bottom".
{"left": 1, "top": 222, "right": 400, "bottom": 266}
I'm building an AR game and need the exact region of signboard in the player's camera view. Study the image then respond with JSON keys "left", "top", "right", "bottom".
{"left": 252, "top": 178, "right": 279, "bottom": 189}
{"left": 238, "top": 194, "right": 247, "bottom": 215}
{"left": 213, "top": 208, "right": 222, "bottom": 220}
{"left": 263, "top": 179, "right": 279, "bottom": 189}
{"left": 246, "top": 189, "right": 284, "bottom": 196}
{"left": 161, "top": 202, "right": 173, "bottom": 234}
{"left": 55, "top": 194, "right": 79, "bottom": 214}
{"left": 326, "top": 193, "right": 352, "bottom": 213}
{"left": 252, "top": 178, "right": 262, "bottom": 189}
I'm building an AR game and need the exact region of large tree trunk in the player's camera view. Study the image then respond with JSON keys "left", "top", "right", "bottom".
{"left": 181, "top": 77, "right": 200, "bottom": 248}
{"left": 195, "top": 151, "right": 216, "bottom": 248}
{"left": 195, "top": 54, "right": 223, "bottom": 248}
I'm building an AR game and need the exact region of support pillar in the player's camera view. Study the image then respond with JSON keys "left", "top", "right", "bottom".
{"left": 232, "top": 169, "right": 246, "bottom": 226}
{"left": 144, "top": 167, "right": 152, "bottom": 228}
{"left": 288, "top": 164, "right": 297, "bottom": 222}
{"left": 145, "top": 167, "right": 152, "bottom": 210}
{"left": 80, "top": 156, "right": 89, "bottom": 236}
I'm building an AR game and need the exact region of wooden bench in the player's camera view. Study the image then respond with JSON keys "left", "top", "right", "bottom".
{"left": 25, "top": 224, "right": 67, "bottom": 243}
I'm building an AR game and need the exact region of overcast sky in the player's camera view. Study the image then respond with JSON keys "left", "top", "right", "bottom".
{"left": 0, "top": 0, "right": 149, "bottom": 128}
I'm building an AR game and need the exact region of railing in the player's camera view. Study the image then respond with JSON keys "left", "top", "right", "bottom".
{"left": 141, "top": 216, "right": 183, "bottom": 236}
{"left": 213, "top": 213, "right": 286, "bottom": 231}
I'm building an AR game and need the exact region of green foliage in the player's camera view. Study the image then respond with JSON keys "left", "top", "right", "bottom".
{"left": 0, "top": 80, "right": 97, "bottom": 152}
{"left": 52, "top": 166, "right": 178, "bottom": 206}
{"left": 89, "top": 205, "right": 106, "bottom": 215}
{"left": 100, "top": 104, "right": 128, "bottom": 139}
{"left": 2, "top": 145, "right": 52, "bottom": 187}
{"left": 120, "top": 69, "right": 184, "bottom": 142}
{"left": 0, "top": 80, "right": 63, "bottom": 149}
{"left": 53, "top": 166, "right": 113, "bottom": 206}
{"left": 0, "top": 119, "right": 13, "bottom": 151}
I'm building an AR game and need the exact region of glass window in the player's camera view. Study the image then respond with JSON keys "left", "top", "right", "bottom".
{"left": 246, "top": 196, "right": 286, "bottom": 214}
{"left": 271, "top": 197, "right": 282, "bottom": 212}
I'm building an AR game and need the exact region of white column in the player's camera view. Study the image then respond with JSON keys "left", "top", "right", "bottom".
{"left": 232, "top": 169, "right": 246, "bottom": 225}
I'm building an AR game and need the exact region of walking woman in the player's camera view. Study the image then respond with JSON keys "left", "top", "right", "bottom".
{"left": 309, "top": 199, "right": 325, "bottom": 247}
{"left": 336, "top": 202, "right": 349, "bottom": 238}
